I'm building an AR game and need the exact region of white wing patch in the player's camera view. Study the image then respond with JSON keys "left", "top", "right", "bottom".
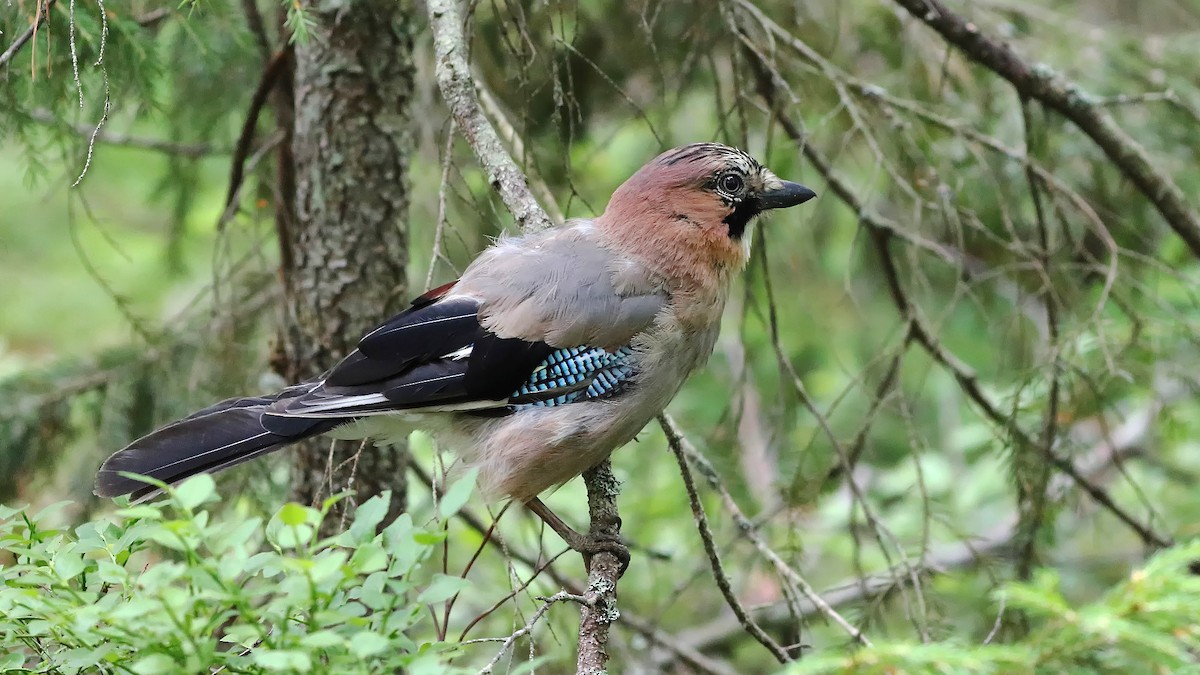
{"left": 292, "top": 392, "right": 390, "bottom": 413}
{"left": 442, "top": 345, "right": 473, "bottom": 360}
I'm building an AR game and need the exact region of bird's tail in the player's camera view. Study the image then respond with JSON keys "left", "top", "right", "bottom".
{"left": 95, "top": 386, "right": 343, "bottom": 502}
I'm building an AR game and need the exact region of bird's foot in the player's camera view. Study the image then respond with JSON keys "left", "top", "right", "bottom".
{"left": 561, "top": 529, "right": 631, "bottom": 577}
{"left": 525, "top": 497, "right": 630, "bottom": 577}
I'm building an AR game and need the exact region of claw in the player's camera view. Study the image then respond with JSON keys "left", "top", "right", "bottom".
{"left": 525, "top": 497, "right": 631, "bottom": 577}
{"left": 570, "top": 531, "right": 630, "bottom": 577}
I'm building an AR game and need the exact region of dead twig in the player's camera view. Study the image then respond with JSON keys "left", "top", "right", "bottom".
{"left": 0, "top": 0, "right": 55, "bottom": 69}
{"left": 225, "top": 47, "right": 293, "bottom": 214}
{"left": 743, "top": 42, "right": 1172, "bottom": 552}
{"left": 28, "top": 109, "right": 221, "bottom": 158}
{"left": 470, "top": 591, "right": 591, "bottom": 674}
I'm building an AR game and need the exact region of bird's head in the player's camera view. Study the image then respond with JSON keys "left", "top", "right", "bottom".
{"left": 596, "top": 143, "right": 816, "bottom": 287}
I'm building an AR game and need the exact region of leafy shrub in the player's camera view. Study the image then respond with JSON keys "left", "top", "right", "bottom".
{"left": 786, "top": 541, "right": 1200, "bottom": 674}
{"left": 0, "top": 475, "right": 474, "bottom": 674}
{"left": 5, "top": 471, "right": 1200, "bottom": 674}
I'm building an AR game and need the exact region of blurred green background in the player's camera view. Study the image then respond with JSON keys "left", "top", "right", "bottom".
{"left": 3, "top": 0, "right": 1200, "bottom": 672}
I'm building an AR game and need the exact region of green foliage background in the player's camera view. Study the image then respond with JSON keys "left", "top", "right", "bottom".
{"left": 3, "top": 0, "right": 1200, "bottom": 672}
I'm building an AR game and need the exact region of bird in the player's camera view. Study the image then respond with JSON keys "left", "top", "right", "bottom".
{"left": 95, "top": 142, "right": 816, "bottom": 570}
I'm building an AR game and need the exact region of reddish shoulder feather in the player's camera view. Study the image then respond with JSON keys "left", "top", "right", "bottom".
{"left": 411, "top": 280, "right": 459, "bottom": 308}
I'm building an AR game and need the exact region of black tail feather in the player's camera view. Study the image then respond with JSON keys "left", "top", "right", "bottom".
{"left": 95, "top": 395, "right": 341, "bottom": 501}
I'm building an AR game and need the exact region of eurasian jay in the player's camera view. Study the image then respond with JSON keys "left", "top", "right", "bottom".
{"left": 95, "top": 142, "right": 816, "bottom": 567}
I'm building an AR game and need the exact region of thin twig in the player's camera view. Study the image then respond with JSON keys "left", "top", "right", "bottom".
{"left": 477, "top": 83, "right": 566, "bottom": 225}
{"left": 0, "top": 0, "right": 55, "bottom": 69}
{"left": 666, "top": 416, "right": 792, "bottom": 663}
{"left": 225, "top": 47, "right": 293, "bottom": 213}
{"left": 215, "top": 131, "right": 286, "bottom": 231}
{"left": 427, "top": 0, "right": 553, "bottom": 233}
{"left": 27, "top": 110, "right": 221, "bottom": 157}
{"left": 473, "top": 591, "right": 591, "bottom": 674}
{"left": 1015, "top": 97, "right": 1057, "bottom": 583}
{"left": 744, "top": 44, "right": 1172, "bottom": 552}
{"left": 890, "top": 0, "right": 1200, "bottom": 260}
{"left": 658, "top": 395, "right": 1168, "bottom": 661}
{"left": 659, "top": 414, "right": 873, "bottom": 647}
{"left": 240, "top": 0, "right": 272, "bottom": 62}
{"left": 407, "top": 461, "right": 739, "bottom": 675}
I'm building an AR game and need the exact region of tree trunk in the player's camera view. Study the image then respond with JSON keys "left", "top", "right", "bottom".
{"left": 280, "top": 0, "right": 415, "bottom": 531}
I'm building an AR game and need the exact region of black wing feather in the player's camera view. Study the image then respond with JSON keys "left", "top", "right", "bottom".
{"left": 273, "top": 294, "right": 555, "bottom": 417}
{"left": 96, "top": 286, "right": 564, "bottom": 500}
{"left": 330, "top": 297, "right": 484, "bottom": 387}
{"left": 464, "top": 333, "right": 556, "bottom": 400}
{"left": 95, "top": 402, "right": 339, "bottom": 500}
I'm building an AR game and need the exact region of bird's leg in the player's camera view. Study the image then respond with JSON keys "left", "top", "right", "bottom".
{"left": 525, "top": 497, "right": 630, "bottom": 575}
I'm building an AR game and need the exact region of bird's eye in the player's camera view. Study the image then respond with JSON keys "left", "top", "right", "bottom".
{"left": 718, "top": 172, "right": 745, "bottom": 195}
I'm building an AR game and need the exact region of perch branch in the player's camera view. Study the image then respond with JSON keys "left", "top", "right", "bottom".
{"left": 575, "top": 461, "right": 623, "bottom": 674}
{"left": 425, "top": 1, "right": 619, "bottom": 670}
{"left": 427, "top": 0, "right": 553, "bottom": 233}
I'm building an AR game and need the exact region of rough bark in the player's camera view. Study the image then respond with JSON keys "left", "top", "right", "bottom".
{"left": 281, "top": 0, "right": 415, "bottom": 531}
{"left": 574, "top": 461, "right": 623, "bottom": 675}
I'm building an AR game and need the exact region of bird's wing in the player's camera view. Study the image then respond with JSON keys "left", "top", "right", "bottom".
{"left": 96, "top": 227, "right": 666, "bottom": 500}
{"left": 265, "top": 227, "right": 668, "bottom": 422}
{"left": 456, "top": 225, "right": 668, "bottom": 349}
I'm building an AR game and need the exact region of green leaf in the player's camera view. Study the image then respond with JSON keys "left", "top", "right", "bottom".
{"left": 349, "top": 630, "right": 389, "bottom": 658}
{"left": 274, "top": 523, "right": 314, "bottom": 548}
{"left": 53, "top": 548, "right": 85, "bottom": 580}
{"left": 301, "top": 630, "right": 345, "bottom": 649}
{"left": 438, "top": 467, "right": 479, "bottom": 520}
{"left": 145, "top": 527, "right": 189, "bottom": 552}
{"left": 115, "top": 505, "right": 164, "bottom": 521}
{"left": 173, "top": 474, "right": 217, "bottom": 510}
{"left": 130, "top": 654, "right": 178, "bottom": 675}
{"left": 221, "top": 624, "right": 262, "bottom": 647}
{"left": 418, "top": 574, "right": 471, "bottom": 604}
{"left": 253, "top": 650, "right": 312, "bottom": 672}
{"left": 412, "top": 530, "right": 447, "bottom": 546}
{"left": 348, "top": 491, "right": 391, "bottom": 542}
{"left": 350, "top": 542, "right": 388, "bottom": 574}
{"left": 279, "top": 502, "right": 309, "bottom": 527}
{"left": 310, "top": 549, "right": 349, "bottom": 583}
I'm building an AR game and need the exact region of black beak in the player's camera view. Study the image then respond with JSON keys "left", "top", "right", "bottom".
{"left": 758, "top": 181, "right": 817, "bottom": 210}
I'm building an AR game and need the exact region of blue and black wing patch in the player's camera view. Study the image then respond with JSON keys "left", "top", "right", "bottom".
{"left": 266, "top": 289, "right": 636, "bottom": 420}
{"left": 94, "top": 280, "right": 638, "bottom": 502}
{"left": 508, "top": 346, "right": 636, "bottom": 409}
